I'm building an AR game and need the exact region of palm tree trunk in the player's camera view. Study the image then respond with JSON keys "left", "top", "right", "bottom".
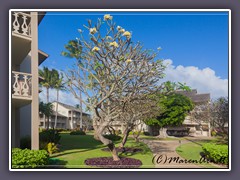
{"left": 47, "top": 88, "right": 49, "bottom": 130}
{"left": 54, "top": 90, "right": 59, "bottom": 129}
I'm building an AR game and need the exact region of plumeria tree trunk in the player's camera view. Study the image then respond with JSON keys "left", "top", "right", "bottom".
{"left": 94, "top": 119, "right": 120, "bottom": 161}
{"left": 132, "top": 124, "right": 143, "bottom": 143}
{"left": 119, "top": 126, "right": 131, "bottom": 148}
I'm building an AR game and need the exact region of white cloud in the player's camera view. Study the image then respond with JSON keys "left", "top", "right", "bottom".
{"left": 162, "top": 59, "right": 228, "bottom": 99}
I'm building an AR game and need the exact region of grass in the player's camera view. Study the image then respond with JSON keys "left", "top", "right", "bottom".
{"left": 50, "top": 133, "right": 154, "bottom": 168}
{"left": 176, "top": 138, "right": 227, "bottom": 168}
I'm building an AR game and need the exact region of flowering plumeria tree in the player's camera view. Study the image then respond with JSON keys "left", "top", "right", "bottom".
{"left": 63, "top": 14, "right": 166, "bottom": 161}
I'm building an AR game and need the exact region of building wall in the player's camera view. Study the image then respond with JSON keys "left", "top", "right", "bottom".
{"left": 20, "top": 104, "right": 31, "bottom": 138}
{"left": 20, "top": 54, "right": 31, "bottom": 74}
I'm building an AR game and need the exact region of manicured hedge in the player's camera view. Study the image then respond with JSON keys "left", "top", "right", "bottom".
{"left": 12, "top": 148, "right": 49, "bottom": 168}
{"left": 202, "top": 143, "right": 228, "bottom": 165}
{"left": 70, "top": 130, "right": 86, "bottom": 135}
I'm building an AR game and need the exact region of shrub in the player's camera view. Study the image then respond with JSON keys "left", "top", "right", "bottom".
{"left": 211, "top": 130, "right": 217, "bottom": 137}
{"left": 115, "top": 129, "right": 122, "bottom": 135}
{"left": 129, "top": 131, "right": 144, "bottom": 135}
{"left": 70, "top": 130, "right": 86, "bottom": 135}
{"left": 12, "top": 148, "right": 49, "bottom": 168}
{"left": 143, "top": 132, "right": 150, "bottom": 136}
{"left": 20, "top": 136, "right": 31, "bottom": 149}
{"left": 103, "top": 134, "right": 121, "bottom": 141}
{"left": 39, "top": 129, "right": 61, "bottom": 144}
{"left": 202, "top": 143, "right": 228, "bottom": 165}
{"left": 46, "top": 142, "right": 59, "bottom": 155}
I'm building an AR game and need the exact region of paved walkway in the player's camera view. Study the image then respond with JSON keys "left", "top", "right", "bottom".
{"left": 140, "top": 137, "right": 212, "bottom": 169}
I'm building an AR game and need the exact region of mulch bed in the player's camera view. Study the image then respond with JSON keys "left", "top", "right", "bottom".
{"left": 84, "top": 157, "right": 142, "bottom": 168}
{"left": 101, "top": 147, "right": 143, "bottom": 153}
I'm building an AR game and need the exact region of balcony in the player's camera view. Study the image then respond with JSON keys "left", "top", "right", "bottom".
{"left": 12, "top": 12, "right": 31, "bottom": 38}
{"left": 12, "top": 12, "right": 32, "bottom": 66}
{"left": 12, "top": 71, "right": 32, "bottom": 106}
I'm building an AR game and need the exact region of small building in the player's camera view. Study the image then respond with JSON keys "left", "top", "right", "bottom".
{"left": 147, "top": 89, "right": 211, "bottom": 137}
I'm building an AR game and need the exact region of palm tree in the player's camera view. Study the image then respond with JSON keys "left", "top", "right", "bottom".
{"left": 62, "top": 40, "right": 83, "bottom": 130}
{"left": 53, "top": 73, "right": 66, "bottom": 129}
{"left": 39, "top": 101, "right": 53, "bottom": 128}
{"left": 39, "top": 67, "right": 59, "bottom": 129}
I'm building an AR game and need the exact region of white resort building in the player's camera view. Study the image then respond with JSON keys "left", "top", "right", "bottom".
{"left": 39, "top": 102, "right": 92, "bottom": 130}
{"left": 11, "top": 11, "right": 47, "bottom": 150}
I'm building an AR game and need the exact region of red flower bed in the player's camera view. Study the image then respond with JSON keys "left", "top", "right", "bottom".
{"left": 84, "top": 157, "right": 142, "bottom": 168}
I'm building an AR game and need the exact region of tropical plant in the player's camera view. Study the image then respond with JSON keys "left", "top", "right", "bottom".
{"left": 39, "top": 102, "right": 54, "bottom": 129}
{"left": 39, "top": 67, "right": 60, "bottom": 129}
{"left": 145, "top": 93, "right": 194, "bottom": 137}
{"left": 12, "top": 148, "right": 49, "bottom": 168}
{"left": 53, "top": 72, "right": 66, "bottom": 129}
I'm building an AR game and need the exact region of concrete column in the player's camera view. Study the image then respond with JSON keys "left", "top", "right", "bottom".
{"left": 31, "top": 12, "right": 39, "bottom": 150}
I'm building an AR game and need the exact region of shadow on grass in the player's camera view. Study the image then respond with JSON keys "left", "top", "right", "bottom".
{"left": 52, "top": 149, "right": 95, "bottom": 158}
{"left": 58, "top": 134, "right": 103, "bottom": 151}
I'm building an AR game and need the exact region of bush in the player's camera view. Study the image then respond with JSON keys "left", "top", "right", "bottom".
{"left": 39, "top": 129, "right": 61, "bottom": 144}
{"left": 129, "top": 131, "right": 144, "bottom": 135}
{"left": 46, "top": 142, "right": 59, "bottom": 155}
{"left": 20, "top": 136, "right": 31, "bottom": 149}
{"left": 115, "top": 129, "right": 122, "bottom": 135}
{"left": 211, "top": 130, "right": 217, "bottom": 137}
{"left": 202, "top": 143, "right": 228, "bottom": 165}
{"left": 143, "top": 132, "right": 150, "bottom": 136}
{"left": 70, "top": 130, "right": 86, "bottom": 135}
{"left": 12, "top": 148, "right": 49, "bottom": 168}
{"left": 103, "top": 134, "right": 121, "bottom": 141}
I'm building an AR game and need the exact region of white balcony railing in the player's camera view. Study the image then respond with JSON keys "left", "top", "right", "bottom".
{"left": 12, "top": 12, "right": 31, "bottom": 38}
{"left": 12, "top": 71, "right": 32, "bottom": 98}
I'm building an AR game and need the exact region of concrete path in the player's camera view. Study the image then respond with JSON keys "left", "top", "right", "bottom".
{"left": 140, "top": 138, "right": 207, "bottom": 169}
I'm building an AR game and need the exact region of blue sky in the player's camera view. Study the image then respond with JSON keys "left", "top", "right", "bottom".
{"left": 38, "top": 11, "right": 229, "bottom": 105}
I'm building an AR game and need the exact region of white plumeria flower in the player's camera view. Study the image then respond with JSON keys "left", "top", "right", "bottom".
{"left": 92, "top": 47, "right": 100, "bottom": 52}
{"left": 89, "top": 27, "right": 97, "bottom": 34}
{"left": 126, "top": 59, "right": 132, "bottom": 63}
{"left": 122, "top": 31, "right": 131, "bottom": 39}
{"left": 104, "top": 14, "right": 113, "bottom": 21}
{"left": 117, "top": 26, "right": 122, "bottom": 31}
{"left": 109, "top": 41, "right": 119, "bottom": 48}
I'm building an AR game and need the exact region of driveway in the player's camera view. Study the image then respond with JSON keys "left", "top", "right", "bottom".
{"left": 140, "top": 137, "right": 211, "bottom": 168}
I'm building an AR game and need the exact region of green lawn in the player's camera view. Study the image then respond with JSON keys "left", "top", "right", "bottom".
{"left": 49, "top": 133, "right": 154, "bottom": 168}
{"left": 175, "top": 138, "right": 226, "bottom": 168}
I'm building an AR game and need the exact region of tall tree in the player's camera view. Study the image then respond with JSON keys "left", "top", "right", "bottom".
{"left": 63, "top": 14, "right": 166, "bottom": 161}
{"left": 39, "top": 101, "right": 53, "bottom": 128}
{"left": 62, "top": 40, "right": 83, "bottom": 130}
{"left": 39, "top": 67, "right": 59, "bottom": 129}
{"left": 145, "top": 92, "right": 194, "bottom": 137}
{"left": 53, "top": 73, "right": 66, "bottom": 129}
{"left": 211, "top": 97, "right": 228, "bottom": 132}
